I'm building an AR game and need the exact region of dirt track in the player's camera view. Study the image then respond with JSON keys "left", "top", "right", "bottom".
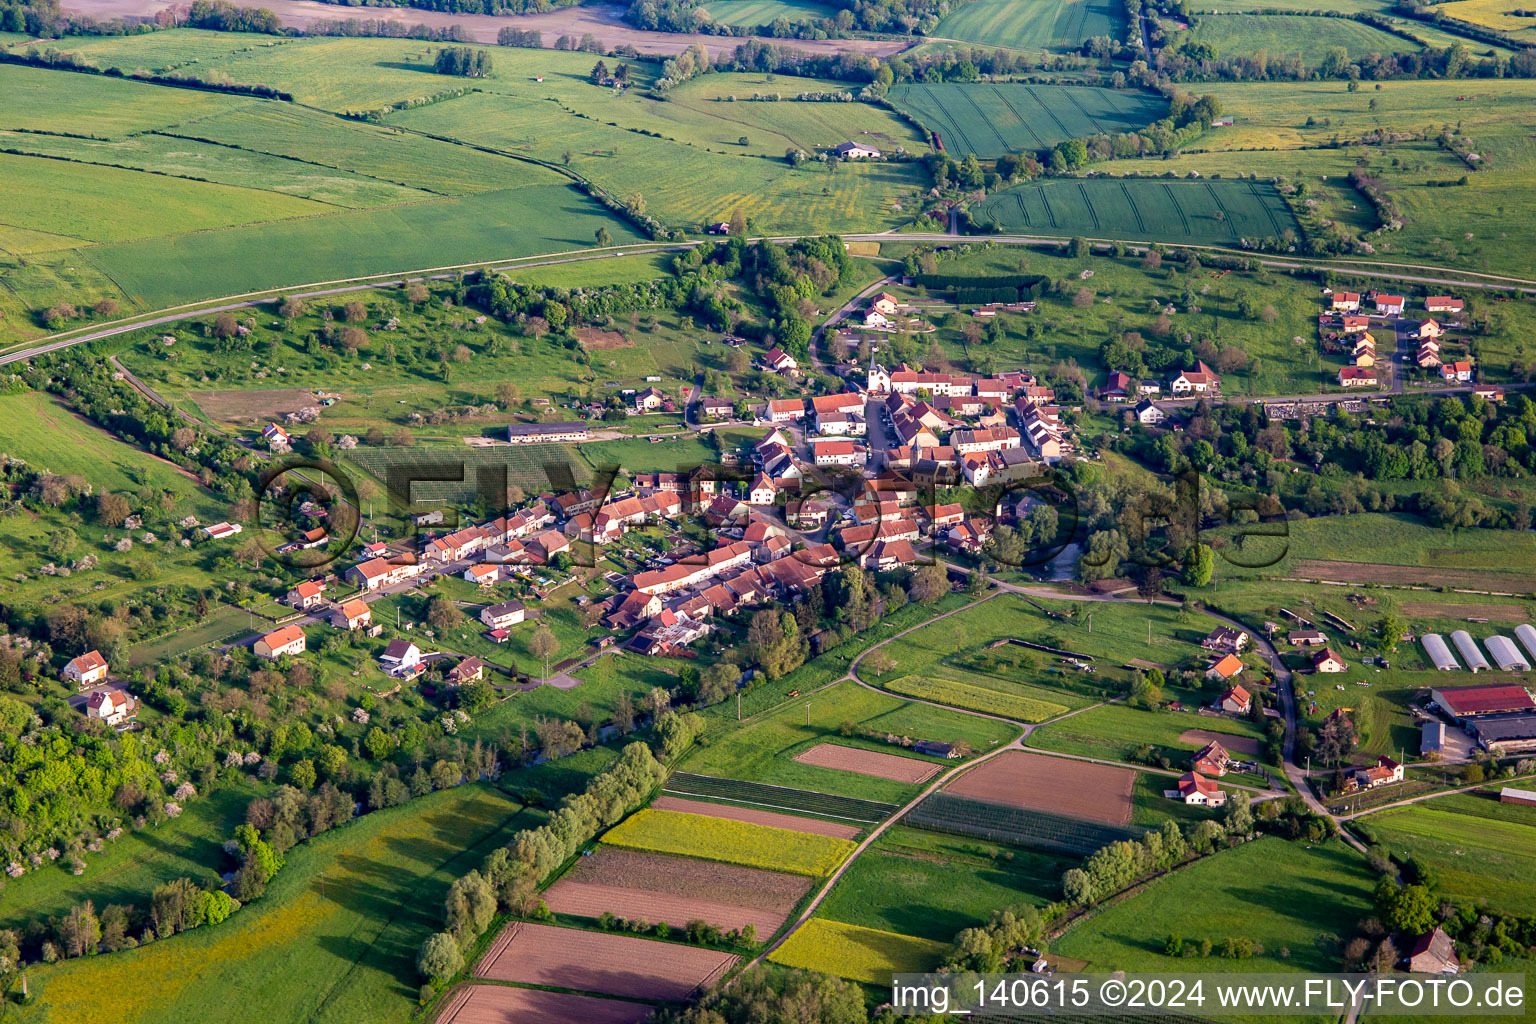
{"left": 651, "top": 794, "right": 862, "bottom": 838}
{"left": 793, "top": 742, "right": 942, "bottom": 783}
{"left": 61, "top": 0, "right": 912, "bottom": 58}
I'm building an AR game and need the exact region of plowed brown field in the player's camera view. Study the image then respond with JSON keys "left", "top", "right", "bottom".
{"left": 437, "top": 984, "right": 652, "bottom": 1024}
{"left": 945, "top": 750, "right": 1134, "bottom": 825}
{"left": 475, "top": 921, "right": 738, "bottom": 1000}
{"left": 651, "top": 795, "right": 862, "bottom": 839}
{"left": 792, "top": 743, "right": 942, "bottom": 783}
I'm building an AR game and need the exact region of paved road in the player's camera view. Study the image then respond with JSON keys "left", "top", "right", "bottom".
{"left": 808, "top": 273, "right": 896, "bottom": 375}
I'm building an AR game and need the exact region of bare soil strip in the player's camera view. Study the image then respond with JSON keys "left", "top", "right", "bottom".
{"left": 437, "top": 984, "right": 653, "bottom": 1024}
{"left": 1176, "top": 729, "right": 1262, "bottom": 756}
{"left": 1292, "top": 559, "right": 1536, "bottom": 592}
{"left": 1402, "top": 602, "right": 1530, "bottom": 621}
{"left": 475, "top": 921, "right": 738, "bottom": 1001}
{"left": 945, "top": 750, "right": 1135, "bottom": 825}
{"left": 651, "top": 795, "right": 862, "bottom": 839}
{"left": 792, "top": 743, "right": 943, "bottom": 784}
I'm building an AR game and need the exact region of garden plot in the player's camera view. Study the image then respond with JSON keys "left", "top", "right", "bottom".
{"left": 945, "top": 750, "right": 1135, "bottom": 825}
{"left": 793, "top": 743, "right": 943, "bottom": 784}
{"left": 650, "top": 795, "right": 862, "bottom": 839}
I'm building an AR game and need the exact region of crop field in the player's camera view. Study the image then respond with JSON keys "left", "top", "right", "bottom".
{"left": 1180, "top": 14, "right": 1424, "bottom": 63}
{"left": 28, "top": 784, "right": 541, "bottom": 1024}
{"left": 0, "top": 151, "right": 328, "bottom": 247}
{"left": 699, "top": 0, "right": 837, "bottom": 26}
{"left": 601, "top": 808, "right": 856, "bottom": 876}
{"left": 0, "top": 62, "right": 251, "bottom": 136}
{"left": 946, "top": 751, "right": 1137, "bottom": 825}
{"left": 1438, "top": 0, "right": 1536, "bottom": 39}
{"left": 662, "top": 772, "right": 898, "bottom": 822}
{"left": 1361, "top": 804, "right": 1536, "bottom": 914}
{"left": 16, "top": 29, "right": 295, "bottom": 74}
{"left": 907, "top": 791, "right": 1147, "bottom": 855}
{"left": 437, "top": 986, "right": 652, "bottom": 1024}
{"left": 543, "top": 847, "right": 810, "bottom": 935}
{"left": 1052, "top": 838, "right": 1376, "bottom": 973}
{"left": 969, "top": 177, "right": 1300, "bottom": 244}
{"left": 162, "top": 103, "right": 529, "bottom": 196}
{"left": 882, "top": 675, "right": 1069, "bottom": 722}
{"left": 792, "top": 742, "right": 944, "bottom": 783}
{"left": 475, "top": 921, "right": 738, "bottom": 1001}
{"left": 681, "top": 680, "right": 1018, "bottom": 803}
{"left": 815, "top": 825, "right": 1074, "bottom": 941}
{"left": 885, "top": 83, "right": 1169, "bottom": 159}
{"left": 933, "top": 0, "right": 1124, "bottom": 50}
{"left": 650, "top": 795, "right": 864, "bottom": 838}
{"left": 86, "top": 181, "right": 642, "bottom": 309}
{"left": 769, "top": 918, "right": 949, "bottom": 986}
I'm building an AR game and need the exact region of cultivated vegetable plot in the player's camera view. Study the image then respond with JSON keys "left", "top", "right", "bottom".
{"left": 883, "top": 675, "right": 1067, "bottom": 722}
{"left": 933, "top": 0, "right": 1126, "bottom": 51}
{"left": 664, "top": 772, "right": 897, "bottom": 822}
{"left": 601, "top": 808, "right": 856, "bottom": 876}
{"left": 906, "top": 791, "right": 1146, "bottom": 856}
{"left": 474, "top": 921, "right": 738, "bottom": 1001}
{"left": 968, "top": 178, "right": 1300, "bottom": 244}
{"left": 886, "top": 83, "right": 1168, "bottom": 159}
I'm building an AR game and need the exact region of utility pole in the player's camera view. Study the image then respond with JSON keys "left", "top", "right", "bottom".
{"left": 737, "top": 692, "right": 741, "bottom": 721}
{"left": 806, "top": 702, "right": 811, "bottom": 726}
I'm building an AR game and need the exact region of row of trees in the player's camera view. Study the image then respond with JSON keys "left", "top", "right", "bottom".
{"left": 417, "top": 742, "right": 668, "bottom": 989}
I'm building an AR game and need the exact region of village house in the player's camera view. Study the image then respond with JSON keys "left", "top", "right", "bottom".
{"left": 1311, "top": 647, "right": 1348, "bottom": 673}
{"left": 699, "top": 395, "right": 734, "bottom": 420}
{"left": 1373, "top": 293, "right": 1406, "bottom": 315}
{"left": 464, "top": 564, "right": 499, "bottom": 588}
{"left": 201, "top": 522, "right": 242, "bottom": 541}
{"left": 329, "top": 599, "right": 372, "bottom": 630}
{"left": 1405, "top": 928, "right": 1458, "bottom": 974}
{"left": 63, "top": 650, "right": 109, "bottom": 688}
{"left": 85, "top": 687, "right": 137, "bottom": 728}
{"left": 1206, "top": 655, "right": 1245, "bottom": 684}
{"left": 1417, "top": 340, "right": 1442, "bottom": 368}
{"left": 1410, "top": 319, "right": 1444, "bottom": 340}
{"left": 286, "top": 580, "right": 326, "bottom": 610}
{"left": 1191, "top": 740, "right": 1231, "bottom": 777}
{"left": 1097, "top": 371, "right": 1132, "bottom": 402}
{"left": 380, "top": 639, "right": 422, "bottom": 676}
{"left": 253, "top": 625, "right": 307, "bottom": 660}
{"left": 1288, "top": 629, "right": 1327, "bottom": 647}
{"left": 1133, "top": 399, "right": 1167, "bottom": 426}
{"left": 1330, "top": 291, "right": 1361, "bottom": 311}
{"left": 763, "top": 398, "right": 806, "bottom": 424}
{"left": 1201, "top": 625, "right": 1249, "bottom": 655}
{"left": 812, "top": 439, "right": 867, "bottom": 468}
{"left": 1425, "top": 296, "right": 1463, "bottom": 314}
{"left": 1176, "top": 771, "right": 1226, "bottom": 807}
{"left": 632, "top": 386, "right": 666, "bottom": 412}
{"left": 1169, "top": 361, "right": 1221, "bottom": 395}
{"left": 262, "top": 422, "right": 291, "bottom": 452}
{"left": 1441, "top": 360, "right": 1474, "bottom": 382}
{"left": 1216, "top": 681, "right": 1251, "bottom": 712}
{"left": 1340, "top": 315, "right": 1371, "bottom": 335}
{"left": 1349, "top": 755, "right": 1404, "bottom": 791}
{"left": 347, "top": 556, "right": 423, "bottom": 591}
{"left": 1339, "top": 366, "right": 1378, "bottom": 389}
{"left": 870, "top": 292, "right": 900, "bottom": 316}
{"left": 443, "top": 657, "right": 484, "bottom": 687}
{"left": 480, "top": 599, "right": 526, "bottom": 630}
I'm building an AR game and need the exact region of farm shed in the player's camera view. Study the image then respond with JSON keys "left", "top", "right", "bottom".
{"left": 1422, "top": 634, "right": 1458, "bottom": 671}
{"left": 1517, "top": 623, "right": 1536, "bottom": 665}
{"left": 1485, "top": 635, "right": 1531, "bottom": 672}
{"left": 1420, "top": 720, "right": 1444, "bottom": 756}
{"left": 1501, "top": 786, "right": 1536, "bottom": 807}
{"left": 1470, "top": 714, "right": 1536, "bottom": 754}
{"left": 1432, "top": 684, "right": 1536, "bottom": 720}
{"left": 1451, "top": 631, "right": 1491, "bottom": 673}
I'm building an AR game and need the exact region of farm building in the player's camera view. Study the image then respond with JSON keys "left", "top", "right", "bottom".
{"left": 1432, "top": 684, "right": 1536, "bottom": 720}
{"left": 1450, "top": 631, "right": 1491, "bottom": 673}
{"left": 1517, "top": 623, "right": 1536, "bottom": 664}
{"left": 1470, "top": 714, "right": 1536, "bottom": 754}
{"left": 1502, "top": 786, "right": 1536, "bottom": 807}
{"left": 1422, "top": 634, "right": 1458, "bottom": 671}
{"left": 1485, "top": 635, "right": 1531, "bottom": 672}
{"left": 506, "top": 421, "right": 589, "bottom": 444}
{"left": 1420, "top": 720, "right": 1444, "bottom": 757}
{"left": 1404, "top": 928, "right": 1458, "bottom": 974}
{"left": 1288, "top": 629, "right": 1327, "bottom": 647}
{"left": 834, "top": 141, "right": 881, "bottom": 159}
